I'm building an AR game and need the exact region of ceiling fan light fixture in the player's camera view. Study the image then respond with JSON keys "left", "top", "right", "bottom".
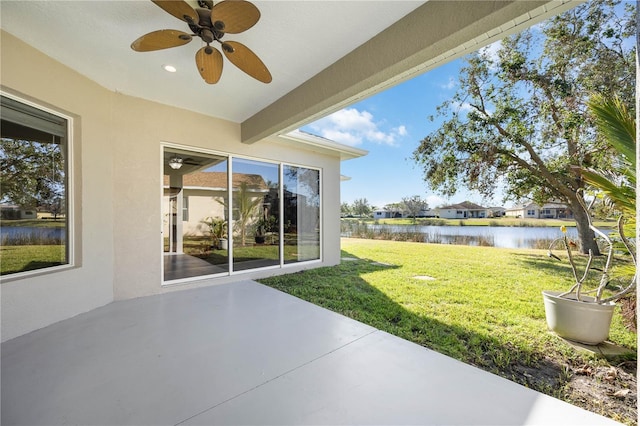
{"left": 168, "top": 156, "right": 183, "bottom": 169}
{"left": 163, "top": 64, "right": 177, "bottom": 73}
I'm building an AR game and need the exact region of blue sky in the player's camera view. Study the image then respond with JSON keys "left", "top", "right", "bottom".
{"left": 301, "top": 56, "right": 500, "bottom": 210}
{"left": 301, "top": 0, "right": 634, "bottom": 212}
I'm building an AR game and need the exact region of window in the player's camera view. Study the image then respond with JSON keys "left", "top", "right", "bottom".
{"left": 527, "top": 209, "right": 536, "bottom": 216}
{"left": 1, "top": 95, "right": 71, "bottom": 276}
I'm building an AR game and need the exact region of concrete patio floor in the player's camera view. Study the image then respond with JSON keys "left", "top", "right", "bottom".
{"left": 1, "top": 280, "right": 621, "bottom": 425}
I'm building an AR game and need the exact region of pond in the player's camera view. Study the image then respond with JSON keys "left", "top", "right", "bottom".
{"left": 0, "top": 226, "right": 65, "bottom": 243}
{"left": 343, "top": 223, "right": 591, "bottom": 249}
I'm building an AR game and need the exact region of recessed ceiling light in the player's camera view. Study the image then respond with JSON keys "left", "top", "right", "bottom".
{"left": 162, "top": 64, "right": 177, "bottom": 73}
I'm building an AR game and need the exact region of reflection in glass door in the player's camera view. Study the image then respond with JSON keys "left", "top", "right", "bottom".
{"left": 163, "top": 148, "right": 229, "bottom": 281}
{"left": 232, "top": 158, "right": 280, "bottom": 272}
{"left": 283, "top": 166, "right": 320, "bottom": 263}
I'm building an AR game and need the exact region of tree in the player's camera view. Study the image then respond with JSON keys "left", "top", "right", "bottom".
{"left": 412, "top": 0, "right": 635, "bottom": 254}
{"left": 0, "top": 138, "right": 65, "bottom": 209}
{"left": 401, "top": 196, "right": 428, "bottom": 223}
{"left": 341, "top": 202, "right": 352, "bottom": 217}
{"left": 233, "top": 181, "right": 262, "bottom": 246}
{"left": 352, "top": 198, "right": 372, "bottom": 217}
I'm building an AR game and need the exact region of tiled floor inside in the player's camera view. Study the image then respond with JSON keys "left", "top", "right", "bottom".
{"left": 1, "top": 280, "right": 621, "bottom": 425}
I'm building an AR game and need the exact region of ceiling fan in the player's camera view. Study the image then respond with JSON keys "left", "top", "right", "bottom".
{"left": 131, "top": 0, "right": 271, "bottom": 84}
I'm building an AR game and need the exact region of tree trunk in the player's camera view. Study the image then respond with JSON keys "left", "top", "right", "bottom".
{"left": 568, "top": 198, "right": 601, "bottom": 256}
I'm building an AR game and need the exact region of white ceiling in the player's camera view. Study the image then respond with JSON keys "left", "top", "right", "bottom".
{"left": 0, "top": 0, "right": 425, "bottom": 123}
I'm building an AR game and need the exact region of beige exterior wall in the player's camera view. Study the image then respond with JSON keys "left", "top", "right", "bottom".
{"left": 1, "top": 31, "right": 342, "bottom": 341}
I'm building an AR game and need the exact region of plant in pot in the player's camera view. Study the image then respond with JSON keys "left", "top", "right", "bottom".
{"left": 542, "top": 95, "right": 636, "bottom": 345}
{"left": 201, "top": 216, "right": 227, "bottom": 250}
{"left": 544, "top": 199, "right": 635, "bottom": 344}
{"left": 254, "top": 218, "right": 266, "bottom": 244}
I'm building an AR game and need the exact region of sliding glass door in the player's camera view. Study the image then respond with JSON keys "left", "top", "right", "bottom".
{"left": 162, "top": 147, "right": 321, "bottom": 283}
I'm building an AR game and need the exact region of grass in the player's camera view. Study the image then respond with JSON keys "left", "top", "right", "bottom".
{"left": 1, "top": 245, "right": 66, "bottom": 275}
{"left": 166, "top": 235, "right": 318, "bottom": 265}
{"left": 260, "top": 238, "right": 637, "bottom": 423}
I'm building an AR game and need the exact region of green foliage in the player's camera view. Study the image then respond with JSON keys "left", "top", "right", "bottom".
{"left": 412, "top": 0, "right": 635, "bottom": 253}
{"left": 351, "top": 198, "right": 372, "bottom": 217}
{"left": 400, "top": 195, "right": 428, "bottom": 223}
{"left": 0, "top": 138, "right": 65, "bottom": 209}
{"left": 340, "top": 202, "right": 352, "bottom": 216}
{"left": 582, "top": 95, "right": 636, "bottom": 218}
{"left": 201, "top": 216, "right": 227, "bottom": 246}
{"left": 233, "top": 181, "right": 262, "bottom": 246}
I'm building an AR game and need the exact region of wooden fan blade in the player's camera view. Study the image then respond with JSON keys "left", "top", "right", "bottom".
{"left": 131, "top": 30, "right": 192, "bottom": 51}
{"left": 212, "top": 0, "right": 260, "bottom": 34}
{"left": 222, "top": 41, "right": 271, "bottom": 83}
{"left": 151, "top": 0, "right": 197, "bottom": 22}
{"left": 196, "top": 47, "right": 223, "bottom": 84}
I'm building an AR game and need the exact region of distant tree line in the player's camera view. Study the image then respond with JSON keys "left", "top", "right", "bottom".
{"left": 341, "top": 195, "right": 429, "bottom": 222}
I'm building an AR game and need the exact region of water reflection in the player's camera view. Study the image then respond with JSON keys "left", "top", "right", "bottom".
{"left": 343, "top": 223, "right": 587, "bottom": 249}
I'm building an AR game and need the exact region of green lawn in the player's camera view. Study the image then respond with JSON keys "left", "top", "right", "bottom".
{"left": 260, "top": 238, "right": 636, "bottom": 424}
{"left": 1, "top": 245, "right": 66, "bottom": 275}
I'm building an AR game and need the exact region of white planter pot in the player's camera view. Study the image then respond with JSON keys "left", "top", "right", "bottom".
{"left": 219, "top": 238, "right": 228, "bottom": 250}
{"left": 542, "top": 290, "right": 616, "bottom": 345}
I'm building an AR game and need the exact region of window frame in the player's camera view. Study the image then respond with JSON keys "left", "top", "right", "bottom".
{"left": 0, "top": 91, "right": 76, "bottom": 281}
{"left": 160, "top": 143, "right": 323, "bottom": 285}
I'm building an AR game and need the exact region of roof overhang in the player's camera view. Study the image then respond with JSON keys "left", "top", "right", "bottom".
{"left": 241, "top": 0, "right": 576, "bottom": 143}
{"left": 278, "top": 130, "right": 368, "bottom": 161}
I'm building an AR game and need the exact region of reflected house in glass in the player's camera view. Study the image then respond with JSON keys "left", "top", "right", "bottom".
{"left": 163, "top": 171, "right": 268, "bottom": 237}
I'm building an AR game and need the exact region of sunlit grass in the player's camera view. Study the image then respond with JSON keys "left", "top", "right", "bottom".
{"left": 1, "top": 245, "right": 66, "bottom": 275}
{"left": 260, "top": 238, "right": 636, "bottom": 418}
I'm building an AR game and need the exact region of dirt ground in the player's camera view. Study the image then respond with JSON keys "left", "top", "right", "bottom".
{"left": 505, "top": 355, "right": 637, "bottom": 425}
{"left": 566, "top": 360, "right": 637, "bottom": 425}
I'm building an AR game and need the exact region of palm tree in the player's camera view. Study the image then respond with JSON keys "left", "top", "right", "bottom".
{"left": 581, "top": 94, "right": 635, "bottom": 218}
{"left": 577, "top": 94, "right": 636, "bottom": 304}
{"left": 234, "top": 181, "right": 262, "bottom": 246}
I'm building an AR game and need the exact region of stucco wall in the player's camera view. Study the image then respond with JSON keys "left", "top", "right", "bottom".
{"left": 1, "top": 31, "right": 342, "bottom": 341}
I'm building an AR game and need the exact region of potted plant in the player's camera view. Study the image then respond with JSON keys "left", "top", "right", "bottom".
{"left": 201, "top": 217, "right": 227, "bottom": 250}
{"left": 254, "top": 219, "right": 266, "bottom": 244}
{"left": 543, "top": 199, "right": 635, "bottom": 344}
{"left": 542, "top": 95, "right": 636, "bottom": 345}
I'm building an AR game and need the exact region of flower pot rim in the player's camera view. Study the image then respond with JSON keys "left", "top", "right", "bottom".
{"left": 542, "top": 290, "right": 616, "bottom": 306}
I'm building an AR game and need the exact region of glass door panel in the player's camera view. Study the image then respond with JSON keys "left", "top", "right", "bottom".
{"left": 283, "top": 166, "right": 320, "bottom": 264}
{"left": 231, "top": 158, "right": 280, "bottom": 271}
{"left": 163, "top": 148, "right": 229, "bottom": 281}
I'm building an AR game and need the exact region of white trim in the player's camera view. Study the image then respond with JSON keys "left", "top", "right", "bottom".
{"left": 0, "top": 91, "right": 75, "bottom": 282}
{"left": 279, "top": 130, "right": 368, "bottom": 161}
{"left": 279, "top": 163, "right": 285, "bottom": 268}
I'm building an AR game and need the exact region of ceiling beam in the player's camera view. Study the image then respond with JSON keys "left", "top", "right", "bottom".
{"left": 241, "top": 0, "right": 576, "bottom": 144}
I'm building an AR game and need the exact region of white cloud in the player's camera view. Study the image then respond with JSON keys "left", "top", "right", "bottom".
{"left": 479, "top": 40, "right": 502, "bottom": 68}
{"left": 451, "top": 101, "right": 473, "bottom": 113}
{"left": 308, "top": 108, "right": 407, "bottom": 147}
{"left": 440, "top": 76, "right": 456, "bottom": 90}
{"left": 426, "top": 194, "right": 446, "bottom": 208}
